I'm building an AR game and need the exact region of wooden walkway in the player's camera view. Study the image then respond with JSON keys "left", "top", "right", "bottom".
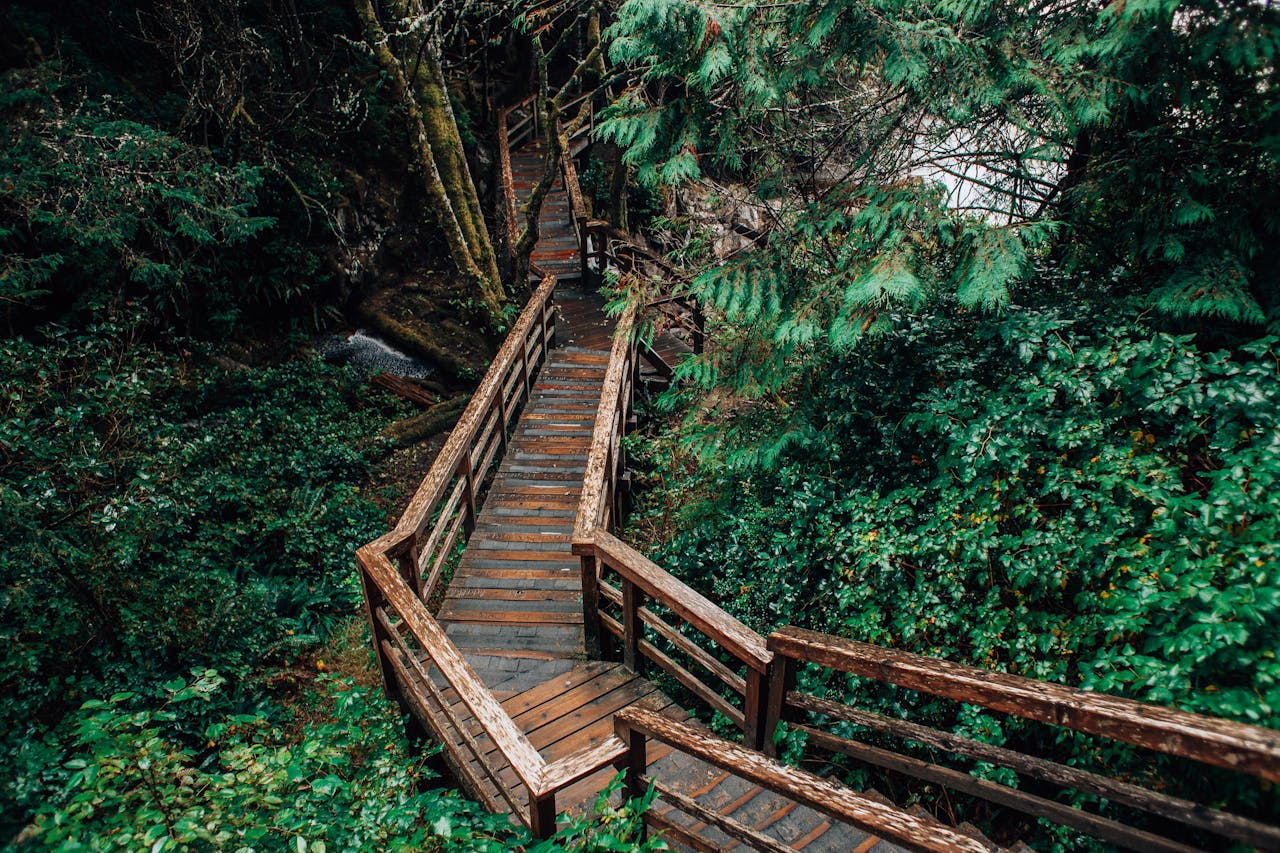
{"left": 361, "top": 105, "right": 1280, "bottom": 853}
{"left": 511, "top": 137, "right": 583, "bottom": 282}
{"left": 418, "top": 128, "right": 899, "bottom": 850}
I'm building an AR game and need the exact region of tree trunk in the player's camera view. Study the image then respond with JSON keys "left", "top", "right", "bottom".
{"left": 353, "top": 0, "right": 505, "bottom": 324}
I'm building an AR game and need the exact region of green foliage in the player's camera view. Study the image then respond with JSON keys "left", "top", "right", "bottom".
{"left": 17, "top": 673, "right": 659, "bottom": 852}
{"left": 0, "top": 325, "right": 401, "bottom": 833}
{"left": 599, "top": 0, "right": 1280, "bottom": 396}
{"left": 630, "top": 298, "right": 1280, "bottom": 841}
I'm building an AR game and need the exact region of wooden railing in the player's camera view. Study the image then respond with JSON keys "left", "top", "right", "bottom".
{"left": 764, "top": 626, "right": 1280, "bottom": 853}
{"left": 356, "top": 272, "right": 628, "bottom": 836}
{"left": 571, "top": 236, "right": 766, "bottom": 751}
{"left": 614, "top": 706, "right": 1003, "bottom": 853}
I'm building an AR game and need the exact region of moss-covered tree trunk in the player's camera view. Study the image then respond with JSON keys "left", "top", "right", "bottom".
{"left": 353, "top": 0, "right": 505, "bottom": 325}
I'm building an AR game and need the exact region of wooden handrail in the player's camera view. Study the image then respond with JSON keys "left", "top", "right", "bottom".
{"left": 385, "top": 273, "right": 555, "bottom": 549}
{"left": 765, "top": 625, "right": 1280, "bottom": 851}
{"left": 613, "top": 706, "right": 1003, "bottom": 853}
{"left": 572, "top": 301, "right": 637, "bottom": 545}
{"left": 596, "top": 532, "right": 770, "bottom": 673}
{"left": 768, "top": 626, "right": 1280, "bottom": 783}
{"left": 496, "top": 105, "right": 520, "bottom": 245}
{"left": 358, "top": 548, "right": 546, "bottom": 790}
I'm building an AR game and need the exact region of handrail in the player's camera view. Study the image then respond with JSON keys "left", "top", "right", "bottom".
{"left": 596, "top": 531, "right": 770, "bottom": 672}
{"left": 614, "top": 706, "right": 1003, "bottom": 853}
{"left": 383, "top": 273, "right": 555, "bottom": 553}
{"left": 768, "top": 626, "right": 1280, "bottom": 782}
{"left": 357, "top": 270, "right": 632, "bottom": 836}
{"left": 496, "top": 105, "right": 520, "bottom": 245}
{"left": 571, "top": 228, "right": 763, "bottom": 749}
{"left": 765, "top": 625, "right": 1280, "bottom": 852}
{"left": 572, "top": 301, "right": 637, "bottom": 546}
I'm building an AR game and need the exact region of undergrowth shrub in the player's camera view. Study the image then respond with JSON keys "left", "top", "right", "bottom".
{"left": 628, "top": 303, "right": 1280, "bottom": 843}
{"left": 0, "top": 326, "right": 403, "bottom": 834}
{"left": 16, "top": 672, "right": 658, "bottom": 852}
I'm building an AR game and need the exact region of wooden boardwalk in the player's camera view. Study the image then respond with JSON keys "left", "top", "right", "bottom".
{"left": 511, "top": 138, "right": 583, "bottom": 282}
{"left": 417, "top": 128, "right": 899, "bottom": 850}
{"left": 361, "top": 107, "right": 1280, "bottom": 853}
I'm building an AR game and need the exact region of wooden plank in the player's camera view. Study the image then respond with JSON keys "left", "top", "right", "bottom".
{"left": 509, "top": 667, "right": 641, "bottom": 735}
{"left": 650, "top": 780, "right": 794, "bottom": 853}
{"left": 769, "top": 626, "right": 1280, "bottom": 783}
{"left": 788, "top": 692, "right": 1280, "bottom": 850}
{"left": 644, "top": 810, "right": 723, "bottom": 853}
{"left": 614, "top": 707, "right": 1003, "bottom": 853}
{"left": 447, "top": 587, "right": 581, "bottom": 602}
{"left": 639, "top": 605, "right": 747, "bottom": 697}
{"left": 501, "top": 663, "right": 623, "bottom": 717}
{"left": 439, "top": 608, "right": 584, "bottom": 625}
{"left": 641, "top": 637, "right": 745, "bottom": 730}
{"left": 794, "top": 724, "right": 1201, "bottom": 853}
{"left": 383, "top": 646, "right": 509, "bottom": 815}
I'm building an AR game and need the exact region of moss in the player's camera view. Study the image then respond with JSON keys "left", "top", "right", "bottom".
{"left": 382, "top": 394, "right": 469, "bottom": 446}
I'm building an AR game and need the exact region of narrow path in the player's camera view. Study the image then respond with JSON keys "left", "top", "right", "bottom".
{"left": 510, "top": 138, "right": 582, "bottom": 282}
{"left": 420, "top": 127, "right": 899, "bottom": 850}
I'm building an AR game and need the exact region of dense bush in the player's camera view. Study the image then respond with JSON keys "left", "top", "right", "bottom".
{"left": 15, "top": 672, "right": 657, "bottom": 852}
{"left": 629, "top": 299, "right": 1280, "bottom": 840}
{"left": 0, "top": 327, "right": 403, "bottom": 834}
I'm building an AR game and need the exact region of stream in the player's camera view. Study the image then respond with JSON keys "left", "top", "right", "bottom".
{"left": 319, "top": 330, "right": 436, "bottom": 379}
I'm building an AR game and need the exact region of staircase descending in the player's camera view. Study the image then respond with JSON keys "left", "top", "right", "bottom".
{"left": 356, "top": 102, "right": 1280, "bottom": 853}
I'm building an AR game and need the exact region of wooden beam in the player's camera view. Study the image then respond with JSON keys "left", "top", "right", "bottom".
{"left": 794, "top": 724, "right": 1201, "bottom": 853}
{"left": 788, "top": 691, "right": 1280, "bottom": 850}
{"left": 768, "top": 626, "right": 1280, "bottom": 783}
{"left": 593, "top": 530, "right": 771, "bottom": 673}
{"left": 614, "top": 706, "right": 1004, "bottom": 853}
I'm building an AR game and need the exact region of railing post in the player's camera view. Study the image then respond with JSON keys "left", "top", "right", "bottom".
{"left": 580, "top": 551, "right": 602, "bottom": 659}
{"left": 622, "top": 577, "right": 643, "bottom": 674}
{"left": 497, "top": 394, "right": 509, "bottom": 458}
{"left": 763, "top": 653, "right": 796, "bottom": 757}
{"left": 458, "top": 455, "right": 476, "bottom": 535}
{"left": 744, "top": 662, "right": 773, "bottom": 752}
{"left": 530, "top": 792, "right": 556, "bottom": 839}
{"left": 520, "top": 340, "right": 532, "bottom": 400}
{"left": 620, "top": 725, "right": 649, "bottom": 827}
{"left": 397, "top": 537, "right": 423, "bottom": 601}
{"left": 692, "top": 299, "right": 706, "bottom": 355}
{"left": 358, "top": 566, "right": 399, "bottom": 701}
{"left": 545, "top": 289, "right": 557, "bottom": 348}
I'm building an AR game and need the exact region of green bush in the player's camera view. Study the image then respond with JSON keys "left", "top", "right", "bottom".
{"left": 630, "top": 301, "right": 1280, "bottom": 839}
{"left": 16, "top": 672, "right": 659, "bottom": 852}
{"left": 0, "top": 327, "right": 401, "bottom": 833}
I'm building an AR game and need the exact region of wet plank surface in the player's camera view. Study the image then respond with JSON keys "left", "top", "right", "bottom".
{"left": 404, "top": 127, "right": 899, "bottom": 852}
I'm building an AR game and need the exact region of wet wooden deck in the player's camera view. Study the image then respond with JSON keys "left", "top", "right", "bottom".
{"left": 408, "top": 125, "right": 897, "bottom": 851}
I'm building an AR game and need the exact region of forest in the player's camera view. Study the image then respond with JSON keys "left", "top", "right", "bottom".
{"left": 1, "top": 0, "right": 1277, "bottom": 849}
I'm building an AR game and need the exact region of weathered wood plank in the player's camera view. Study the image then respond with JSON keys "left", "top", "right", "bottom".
{"left": 770, "top": 626, "right": 1280, "bottom": 783}
{"left": 795, "top": 724, "right": 1201, "bottom": 853}
{"left": 592, "top": 531, "right": 772, "bottom": 673}
{"left": 788, "top": 691, "right": 1280, "bottom": 850}
{"left": 614, "top": 707, "right": 1002, "bottom": 853}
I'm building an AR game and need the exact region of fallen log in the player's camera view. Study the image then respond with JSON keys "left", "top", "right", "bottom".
{"left": 371, "top": 373, "right": 438, "bottom": 407}
{"left": 382, "top": 394, "right": 469, "bottom": 446}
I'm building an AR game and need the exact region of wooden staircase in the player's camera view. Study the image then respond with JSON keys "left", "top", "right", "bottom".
{"left": 356, "top": 103, "right": 1280, "bottom": 853}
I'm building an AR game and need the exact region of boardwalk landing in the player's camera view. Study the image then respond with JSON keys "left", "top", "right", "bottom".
{"left": 400, "top": 129, "right": 904, "bottom": 851}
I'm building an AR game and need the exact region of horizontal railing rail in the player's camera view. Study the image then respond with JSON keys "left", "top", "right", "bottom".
{"left": 357, "top": 271, "right": 630, "bottom": 836}
{"left": 614, "top": 706, "right": 1004, "bottom": 853}
{"left": 765, "top": 625, "right": 1280, "bottom": 853}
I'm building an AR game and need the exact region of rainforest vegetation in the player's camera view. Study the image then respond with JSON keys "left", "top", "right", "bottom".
{"left": 1, "top": 0, "right": 1277, "bottom": 848}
